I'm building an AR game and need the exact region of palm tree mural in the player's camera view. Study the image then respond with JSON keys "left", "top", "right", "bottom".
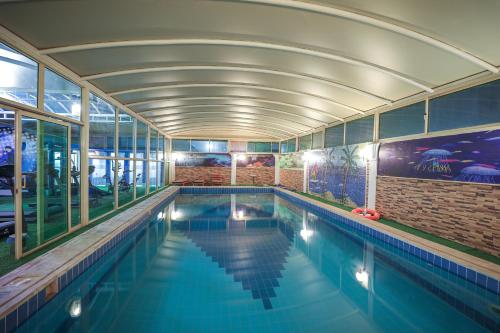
{"left": 340, "top": 145, "right": 358, "bottom": 204}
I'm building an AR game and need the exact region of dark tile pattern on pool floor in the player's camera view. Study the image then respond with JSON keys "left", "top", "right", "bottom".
{"left": 173, "top": 218, "right": 294, "bottom": 310}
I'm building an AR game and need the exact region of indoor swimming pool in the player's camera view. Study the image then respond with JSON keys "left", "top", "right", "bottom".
{"left": 16, "top": 191, "right": 499, "bottom": 333}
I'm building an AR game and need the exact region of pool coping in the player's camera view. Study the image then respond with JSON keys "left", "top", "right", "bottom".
{"left": 0, "top": 185, "right": 497, "bottom": 331}
{"left": 0, "top": 186, "right": 179, "bottom": 332}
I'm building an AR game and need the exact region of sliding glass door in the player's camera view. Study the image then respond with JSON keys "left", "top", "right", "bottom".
{"left": 19, "top": 114, "right": 70, "bottom": 254}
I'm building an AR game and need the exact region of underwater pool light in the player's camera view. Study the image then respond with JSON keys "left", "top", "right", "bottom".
{"left": 68, "top": 297, "right": 82, "bottom": 318}
{"left": 171, "top": 210, "right": 182, "bottom": 220}
{"left": 355, "top": 269, "right": 369, "bottom": 288}
{"left": 300, "top": 228, "right": 314, "bottom": 241}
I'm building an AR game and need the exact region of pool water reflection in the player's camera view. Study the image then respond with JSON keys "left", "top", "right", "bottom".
{"left": 17, "top": 193, "right": 499, "bottom": 333}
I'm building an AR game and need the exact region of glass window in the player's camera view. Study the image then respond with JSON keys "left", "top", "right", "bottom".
{"left": 312, "top": 131, "right": 323, "bottom": 149}
{"left": 172, "top": 139, "right": 190, "bottom": 152}
{"left": 272, "top": 142, "right": 279, "bottom": 153}
{"left": 191, "top": 139, "right": 210, "bottom": 153}
{"left": 158, "top": 135, "right": 165, "bottom": 161}
{"left": 117, "top": 159, "right": 133, "bottom": 206}
{"left": 299, "top": 134, "right": 312, "bottom": 151}
{"left": 429, "top": 79, "right": 500, "bottom": 132}
{"left": 158, "top": 162, "right": 165, "bottom": 188}
{"left": 118, "top": 110, "right": 134, "bottom": 158}
{"left": 247, "top": 141, "right": 271, "bottom": 152}
{"left": 88, "top": 158, "right": 115, "bottom": 220}
{"left": 71, "top": 124, "right": 81, "bottom": 227}
{"left": 0, "top": 43, "right": 38, "bottom": 107}
{"left": 135, "top": 160, "right": 147, "bottom": 198}
{"left": 89, "top": 93, "right": 115, "bottom": 157}
{"left": 150, "top": 128, "right": 158, "bottom": 160}
{"left": 136, "top": 121, "right": 148, "bottom": 158}
{"left": 165, "top": 138, "right": 171, "bottom": 153}
{"left": 22, "top": 117, "right": 69, "bottom": 251}
{"left": 345, "top": 116, "right": 374, "bottom": 145}
{"left": 280, "top": 141, "right": 287, "bottom": 153}
{"left": 149, "top": 161, "right": 158, "bottom": 192}
{"left": 287, "top": 138, "right": 296, "bottom": 152}
{"left": 229, "top": 141, "right": 246, "bottom": 152}
{"left": 0, "top": 109, "right": 16, "bottom": 263}
{"left": 44, "top": 68, "right": 81, "bottom": 120}
{"left": 325, "top": 124, "right": 344, "bottom": 147}
{"left": 379, "top": 102, "right": 425, "bottom": 139}
{"left": 210, "top": 140, "right": 228, "bottom": 153}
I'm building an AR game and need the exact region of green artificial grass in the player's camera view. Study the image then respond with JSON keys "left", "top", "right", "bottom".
{"left": 0, "top": 187, "right": 168, "bottom": 277}
{"left": 296, "top": 191, "right": 500, "bottom": 265}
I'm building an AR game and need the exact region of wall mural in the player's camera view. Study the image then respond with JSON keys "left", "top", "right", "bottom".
{"left": 175, "top": 153, "right": 231, "bottom": 167}
{"left": 237, "top": 154, "right": 275, "bottom": 167}
{"left": 378, "top": 129, "right": 500, "bottom": 184}
{"left": 279, "top": 153, "right": 304, "bottom": 169}
{"left": 308, "top": 144, "right": 370, "bottom": 207}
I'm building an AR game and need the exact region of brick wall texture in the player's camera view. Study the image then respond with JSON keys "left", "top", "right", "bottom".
{"left": 175, "top": 167, "right": 231, "bottom": 185}
{"left": 376, "top": 176, "right": 500, "bottom": 256}
{"left": 279, "top": 169, "right": 304, "bottom": 192}
{"left": 236, "top": 167, "right": 275, "bottom": 185}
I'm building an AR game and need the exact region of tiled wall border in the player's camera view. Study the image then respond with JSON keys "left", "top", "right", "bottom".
{"left": 273, "top": 188, "right": 500, "bottom": 296}
{"left": 0, "top": 185, "right": 498, "bottom": 332}
{"left": 0, "top": 187, "right": 179, "bottom": 333}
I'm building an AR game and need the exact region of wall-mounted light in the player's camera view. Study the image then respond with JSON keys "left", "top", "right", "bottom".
{"left": 236, "top": 154, "right": 247, "bottom": 161}
{"left": 157, "top": 212, "right": 165, "bottom": 220}
{"left": 233, "top": 210, "right": 245, "bottom": 220}
{"left": 302, "top": 151, "right": 320, "bottom": 163}
{"left": 360, "top": 145, "right": 373, "bottom": 161}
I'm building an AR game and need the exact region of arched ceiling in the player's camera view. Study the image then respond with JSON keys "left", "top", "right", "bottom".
{"left": 1, "top": 0, "right": 499, "bottom": 140}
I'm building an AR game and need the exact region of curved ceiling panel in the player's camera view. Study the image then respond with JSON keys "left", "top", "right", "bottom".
{"left": 1, "top": 0, "right": 498, "bottom": 139}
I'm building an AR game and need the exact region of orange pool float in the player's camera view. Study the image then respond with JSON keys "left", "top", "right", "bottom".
{"left": 351, "top": 208, "right": 381, "bottom": 221}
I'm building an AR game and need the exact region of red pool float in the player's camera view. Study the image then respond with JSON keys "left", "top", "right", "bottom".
{"left": 352, "top": 208, "right": 381, "bottom": 221}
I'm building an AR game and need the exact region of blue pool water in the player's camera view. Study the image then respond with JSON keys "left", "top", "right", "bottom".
{"left": 18, "top": 193, "right": 499, "bottom": 332}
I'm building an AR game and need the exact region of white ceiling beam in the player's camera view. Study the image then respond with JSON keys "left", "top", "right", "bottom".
{"left": 82, "top": 64, "right": 392, "bottom": 104}
{"left": 111, "top": 82, "right": 366, "bottom": 115}
{"left": 139, "top": 104, "right": 328, "bottom": 126}
{"left": 152, "top": 113, "right": 311, "bottom": 131}
{"left": 235, "top": 0, "right": 498, "bottom": 73}
{"left": 160, "top": 121, "right": 297, "bottom": 136}
{"left": 166, "top": 126, "right": 284, "bottom": 139}
{"left": 127, "top": 95, "right": 346, "bottom": 122}
{"left": 40, "top": 38, "right": 434, "bottom": 92}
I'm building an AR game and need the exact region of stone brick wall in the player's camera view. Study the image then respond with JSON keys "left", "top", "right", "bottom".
{"left": 280, "top": 169, "right": 303, "bottom": 192}
{"left": 376, "top": 176, "right": 500, "bottom": 256}
{"left": 175, "top": 167, "right": 231, "bottom": 185}
{"left": 236, "top": 167, "right": 275, "bottom": 185}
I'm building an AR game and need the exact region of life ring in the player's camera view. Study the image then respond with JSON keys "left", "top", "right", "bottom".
{"left": 352, "top": 208, "right": 381, "bottom": 221}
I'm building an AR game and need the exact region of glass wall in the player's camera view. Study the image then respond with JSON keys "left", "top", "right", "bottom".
{"left": 325, "top": 124, "right": 344, "bottom": 148}
{"left": 345, "top": 116, "right": 374, "bottom": 145}
{"left": 299, "top": 134, "right": 312, "bottom": 151}
{"left": 379, "top": 102, "right": 425, "bottom": 139}
{"left": 0, "top": 42, "right": 38, "bottom": 107}
{"left": 0, "top": 42, "right": 170, "bottom": 261}
{"left": 22, "top": 116, "right": 69, "bottom": 252}
{"left": 89, "top": 93, "right": 115, "bottom": 157}
{"left": 44, "top": 69, "right": 81, "bottom": 120}
{"left": 429, "top": 79, "right": 500, "bottom": 132}
{"left": 312, "top": 131, "right": 323, "bottom": 149}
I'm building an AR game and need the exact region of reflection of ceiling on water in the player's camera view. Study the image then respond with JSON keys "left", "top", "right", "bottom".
{"left": 172, "top": 218, "right": 293, "bottom": 309}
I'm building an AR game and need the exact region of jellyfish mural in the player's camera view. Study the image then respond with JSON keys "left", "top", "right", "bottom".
{"left": 415, "top": 149, "right": 453, "bottom": 174}
{"left": 456, "top": 164, "right": 500, "bottom": 183}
